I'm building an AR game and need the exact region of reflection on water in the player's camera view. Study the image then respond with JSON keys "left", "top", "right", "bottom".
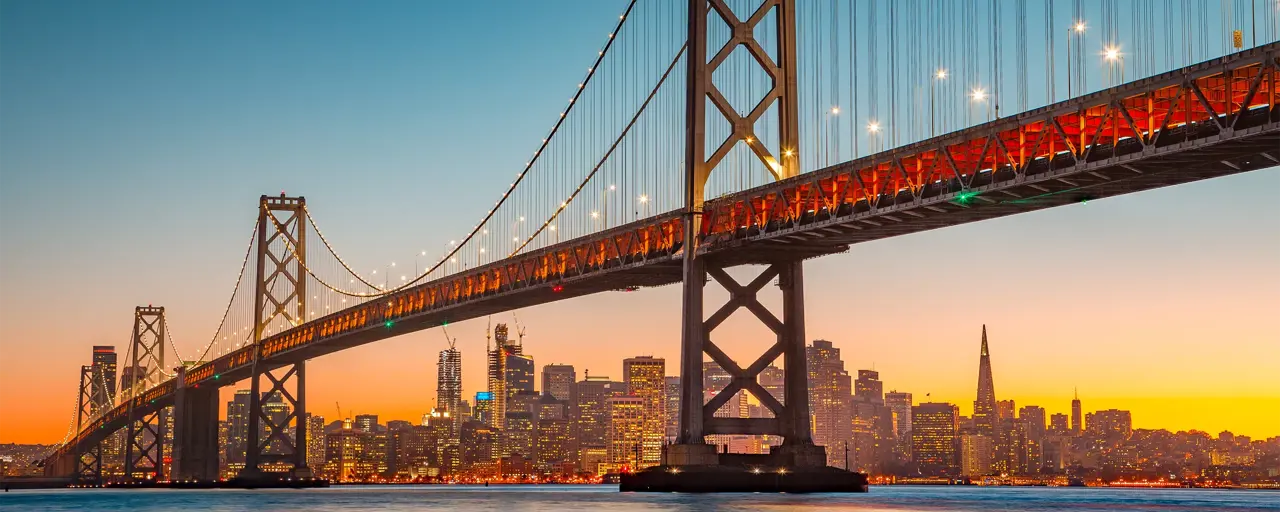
{"left": 1, "top": 485, "right": 1278, "bottom": 512}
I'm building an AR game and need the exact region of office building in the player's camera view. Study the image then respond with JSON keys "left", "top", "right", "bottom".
{"left": 912, "top": 402, "right": 959, "bottom": 477}
{"left": 225, "top": 390, "right": 252, "bottom": 465}
{"left": 663, "top": 376, "right": 680, "bottom": 443}
{"left": 607, "top": 395, "right": 644, "bottom": 473}
{"left": 623, "top": 356, "right": 665, "bottom": 468}
{"left": 1071, "top": 389, "right": 1083, "bottom": 436}
{"left": 1086, "top": 409, "right": 1133, "bottom": 441}
{"left": 90, "top": 346, "right": 117, "bottom": 413}
{"left": 574, "top": 375, "right": 622, "bottom": 474}
{"left": 438, "top": 347, "right": 462, "bottom": 415}
{"left": 306, "top": 413, "right": 326, "bottom": 473}
{"left": 807, "top": 339, "right": 852, "bottom": 468}
{"left": 960, "top": 432, "right": 993, "bottom": 477}
{"left": 487, "top": 323, "right": 518, "bottom": 429}
{"left": 542, "top": 364, "right": 575, "bottom": 402}
{"left": 474, "top": 392, "right": 494, "bottom": 426}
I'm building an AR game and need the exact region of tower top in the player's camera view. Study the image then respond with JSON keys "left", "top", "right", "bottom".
{"left": 980, "top": 324, "right": 989, "bottom": 357}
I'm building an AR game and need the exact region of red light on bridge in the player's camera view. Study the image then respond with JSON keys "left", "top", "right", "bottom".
{"left": 551, "top": 284, "right": 564, "bottom": 293}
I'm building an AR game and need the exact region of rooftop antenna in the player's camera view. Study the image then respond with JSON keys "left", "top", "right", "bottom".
{"left": 485, "top": 315, "right": 492, "bottom": 351}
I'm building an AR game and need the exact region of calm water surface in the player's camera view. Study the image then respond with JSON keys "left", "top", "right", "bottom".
{"left": 1, "top": 485, "right": 1277, "bottom": 511}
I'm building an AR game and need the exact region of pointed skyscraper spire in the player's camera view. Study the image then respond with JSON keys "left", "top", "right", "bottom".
{"left": 974, "top": 324, "right": 998, "bottom": 435}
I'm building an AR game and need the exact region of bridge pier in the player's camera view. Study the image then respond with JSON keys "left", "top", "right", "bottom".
{"left": 668, "top": 257, "right": 826, "bottom": 465}
{"left": 239, "top": 360, "right": 310, "bottom": 481}
{"left": 171, "top": 368, "right": 220, "bottom": 481}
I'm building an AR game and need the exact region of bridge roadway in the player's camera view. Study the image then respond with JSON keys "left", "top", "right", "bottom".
{"left": 54, "top": 43, "right": 1279, "bottom": 463}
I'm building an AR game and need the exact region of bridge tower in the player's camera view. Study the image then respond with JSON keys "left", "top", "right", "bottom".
{"left": 123, "top": 305, "right": 168, "bottom": 481}
{"left": 74, "top": 365, "right": 103, "bottom": 484}
{"left": 669, "top": 0, "right": 826, "bottom": 468}
{"left": 240, "top": 194, "right": 311, "bottom": 481}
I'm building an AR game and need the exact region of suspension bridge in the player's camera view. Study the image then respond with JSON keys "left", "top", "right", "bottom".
{"left": 39, "top": 0, "right": 1279, "bottom": 489}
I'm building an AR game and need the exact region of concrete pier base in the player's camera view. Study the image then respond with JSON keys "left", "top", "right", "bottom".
{"left": 620, "top": 464, "right": 868, "bottom": 493}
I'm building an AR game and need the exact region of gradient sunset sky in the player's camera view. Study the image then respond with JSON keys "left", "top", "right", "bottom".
{"left": 2, "top": 1, "right": 1278, "bottom": 444}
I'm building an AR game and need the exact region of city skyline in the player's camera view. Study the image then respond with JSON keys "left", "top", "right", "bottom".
{"left": 4, "top": 327, "right": 1278, "bottom": 485}
{"left": 2, "top": 0, "right": 1278, "bottom": 448}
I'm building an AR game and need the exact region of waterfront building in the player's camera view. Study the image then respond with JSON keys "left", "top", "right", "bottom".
{"left": 623, "top": 356, "right": 665, "bottom": 469}
{"left": 606, "top": 395, "right": 644, "bottom": 473}
{"left": 912, "top": 402, "right": 959, "bottom": 477}
{"left": 960, "top": 432, "right": 993, "bottom": 477}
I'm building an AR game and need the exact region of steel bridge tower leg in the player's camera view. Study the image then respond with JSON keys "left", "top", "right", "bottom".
{"left": 241, "top": 194, "right": 311, "bottom": 481}
{"left": 74, "top": 365, "right": 103, "bottom": 484}
{"left": 669, "top": 0, "right": 825, "bottom": 468}
{"left": 123, "top": 306, "right": 168, "bottom": 482}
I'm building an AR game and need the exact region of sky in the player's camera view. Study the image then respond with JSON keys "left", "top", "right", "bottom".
{"left": 1, "top": 1, "right": 1278, "bottom": 444}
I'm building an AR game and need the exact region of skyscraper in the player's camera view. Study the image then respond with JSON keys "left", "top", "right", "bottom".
{"left": 226, "top": 390, "right": 252, "bottom": 466}
{"left": 355, "top": 414, "right": 379, "bottom": 433}
{"left": 663, "top": 376, "right": 680, "bottom": 443}
{"left": 960, "top": 432, "right": 993, "bottom": 477}
{"left": 534, "top": 394, "right": 573, "bottom": 473}
{"left": 973, "top": 325, "right": 998, "bottom": 436}
{"left": 437, "top": 347, "right": 462, "bottom": 415}
{"left": 542, "top": 364, "right": 575, "bottom": 402}
{"left": 306, "top": 413, "right": 326, "bottom": 473}
{"left": 1020, "top": 405, "right": 1047, "bottom": 473}
{"left": 807, "top": 339, "right": 852, "bottom": 468}
{"left": 1086, "top": 409, "right": 1132, "bottom": 441}
{"left": 854, "top": 370, "right": 884, "bottom": 404}
{"left": 573, "top": 375, "right": 622, "bottom": 475}
{"left": 912, "top": 402, "right": 959, "bottom": 477}
{"left": 487, "top": 323, "right": 520, "bottom": 429}
{"left": 623, "top": 356, "right": 665, "bottom": 469}
{"left": 851, "top": 370, "right": 893, "bottom": 474}
{"left": 90, "top": 346, "right": 117, "bottom": 414}
{"left": 473, "top": 392, "right": 494, "bottom": 426}
{"left": 1049, "top": 413, "right": 1069, "bottom": 435}
{"left": 607, "top": 395, "right": 644, "bottom": 473}
{"left": 885, "top": 391, "right": 914, "bottom": 463}
{"left": 1071, "top": 389, "right": 1083, "bottom": 437}
{"left": 885, "top": 391, "right": 913, "bottom": 439}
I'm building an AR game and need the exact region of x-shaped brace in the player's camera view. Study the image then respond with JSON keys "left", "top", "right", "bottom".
{"left": 255, "top": 365, "right": 301, "bottom": 455}
{"left": 701, "top": 264, "right": 788, "bottom": 422}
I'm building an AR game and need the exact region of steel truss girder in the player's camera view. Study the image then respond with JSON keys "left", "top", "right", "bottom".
{"left": 697, "top": 45, "right": 1280, "bottom": 244}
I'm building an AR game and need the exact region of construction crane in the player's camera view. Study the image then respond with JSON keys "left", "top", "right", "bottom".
{"left": 335, "top": 402, "right": 343, "bottom": 421}
{"left": 511, "top": 311, "right": 527, "bottom": 347}
{"left": 441, "top": 323, "right": 457, "bottom": 350}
